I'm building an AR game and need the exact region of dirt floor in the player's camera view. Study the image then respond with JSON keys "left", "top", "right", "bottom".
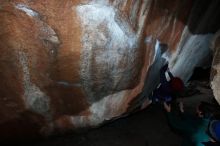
{"left": 2, "top": 81, "right": 216, "bottom": 146}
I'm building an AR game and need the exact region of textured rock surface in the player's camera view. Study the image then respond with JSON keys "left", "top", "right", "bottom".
{"left": 211, "top": 30, "right": 220, "bottom": 104}
{"left": 0, "top": 0, "right": 219, "bottom": 139}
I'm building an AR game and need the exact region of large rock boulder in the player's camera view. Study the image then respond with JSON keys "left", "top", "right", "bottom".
{"left": 0, "top": 0, "right": 219, "bottom": 139}
{"left": 211, "top": 30, "right": 220, "bottom": 104}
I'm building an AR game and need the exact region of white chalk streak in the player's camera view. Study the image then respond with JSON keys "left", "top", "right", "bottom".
{"left": 18, "top": 51, "right": 51, "bottom": 119}
{"left": 15, "top": 4, "right": 39, "bottom": 17}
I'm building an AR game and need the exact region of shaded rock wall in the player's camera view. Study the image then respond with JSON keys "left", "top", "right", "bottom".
{"left": 0, "top": 0, "right": 219, "bottom": 139}
{"left": 170, "top": 0, "right": 220, "bottom": 81}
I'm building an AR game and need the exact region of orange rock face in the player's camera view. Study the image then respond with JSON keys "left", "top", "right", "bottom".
{"left": 0, "top": 0, "right": 219, "bottom": 139}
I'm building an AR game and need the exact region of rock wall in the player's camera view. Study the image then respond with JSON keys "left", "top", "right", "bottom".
{"left": 0, "top": 0, "right": 219, "bottom": 139}
{"left": 211, "top": 30, "right": 220, "bottom": 104}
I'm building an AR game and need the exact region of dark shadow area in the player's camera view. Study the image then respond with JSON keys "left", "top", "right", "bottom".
{"left": 0, "top": 105, "right": 182, "bottom": 146}
{"left": 146, "top": 0, "right": 220, "bottom": 35}
{"left": 189, "top": 67, "right": 211, "bottom": 82}
{"left": 187, "top": 0, "right": 220, "bottom": 34}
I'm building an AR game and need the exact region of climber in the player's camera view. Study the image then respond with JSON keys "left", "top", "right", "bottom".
{"left": 163, "top": 101, "right": 220, "bottom": 146}
{"left": 151, "top": 63, "right": 184, "bottom": 103}
{"left": 142, "top": 63, "right": 184, "bottom": 109}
